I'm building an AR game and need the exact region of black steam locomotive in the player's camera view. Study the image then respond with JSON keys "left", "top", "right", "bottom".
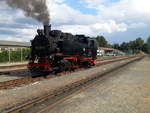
{"left": 28, "top": 25, "right": 97, "bottom": 75}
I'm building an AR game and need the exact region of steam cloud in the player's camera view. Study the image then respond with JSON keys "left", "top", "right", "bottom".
{"left": 1, "top": 0, "right": 50, "bottom": 25}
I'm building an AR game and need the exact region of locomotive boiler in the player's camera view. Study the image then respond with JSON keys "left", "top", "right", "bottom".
{"left": 28, "top": 25, "right": 97, "bottom": 75}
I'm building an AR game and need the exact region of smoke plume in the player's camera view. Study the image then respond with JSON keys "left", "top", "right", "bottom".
{"left": 2, "top": 0, "right": 50, "bottom": 25}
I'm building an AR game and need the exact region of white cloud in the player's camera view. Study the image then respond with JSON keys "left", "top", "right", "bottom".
{"left": 0, "top": 27, "right": 36, "bottom": 36}
{"left": 80, "top": 0, "right": 106, "bottom": 8}
{"left": 48, "top": 3, "right": 97, "bottom": 25}
{"left": 131, "top": 0, "right": 150, "bottom": 14}
{"left": 128, "top": 22, "right": 146, "bottom": 29}
{"left": 0, "top": 0, "right": 149, "bottom": 42}
{"left": 0, "top": 26, "right": 37, "bottom": 42}
{"left": 48, "top": 0, "right": 65, "bottom": 4}
{"left": 58, "top": 20, "right": 128, "bottom": 36}
{"left": 82, "top": 0, "right": 150, "bottom": 21}
{"left": 47, "top": 0, "right": 129, "bottom": 35}
{"left": 48, "top": 0, "right": 149, "bottom": 35}
{"left": 5, "top": 36, "right": 24, "bottom": 42}
{"left": 91, "top": 20, "right": 127, "bottom": 33}
{"left": 0, "top": 1, "right": 29, "bottom": 26}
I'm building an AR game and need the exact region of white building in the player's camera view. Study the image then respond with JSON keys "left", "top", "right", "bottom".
{"left": 97, "top": 47, "right": 125, "bottom": 56}
{"left": 97, "top": 49, "right": 105, "bottom": 56}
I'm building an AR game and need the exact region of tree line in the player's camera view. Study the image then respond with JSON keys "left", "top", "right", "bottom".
{"left": 95, "top": 36, "right": 150, "bottom": 54}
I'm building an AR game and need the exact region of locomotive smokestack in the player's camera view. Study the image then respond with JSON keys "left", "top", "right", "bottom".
{"left": 44, "top": 25, "right": 51, "bottom": 38}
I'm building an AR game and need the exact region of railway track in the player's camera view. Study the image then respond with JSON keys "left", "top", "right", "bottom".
{"left": 1, "top": 56, "right": 143, "bottom": 113}
{"left": 0, "top": 56, "right": 134, "bottom": 89}
{"left": 96, "top": 55, "right": 126, "bottom": 61}
{"left": 0, "top": 56, "right": 127, "bottom": 75}
{"left": 0, "top": 64, "right": 27, "bottom": 69}
{"left": 0, "top": 69, "right": 28, "bottom": 75}
{"left": 0, "top": 63, "right": 27, "bottom": 75}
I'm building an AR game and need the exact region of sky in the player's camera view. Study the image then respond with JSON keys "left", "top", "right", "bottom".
{"left": 0, "top": 0, "right": 150, "bottom": 43}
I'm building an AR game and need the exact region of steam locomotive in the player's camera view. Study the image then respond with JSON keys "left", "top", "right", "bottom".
{"left": 28, "top": 25, "right": 97, "bottom": 75}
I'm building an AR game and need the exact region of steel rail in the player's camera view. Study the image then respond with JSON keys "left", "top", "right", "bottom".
{"left": 0, "top": 64, "right": 27, "bottom": 69}
{"left": 0, "top": 56, "right": 134, "bottom": 89}
{"left": 0, "top": 56, "right": 129, "bottom": 75}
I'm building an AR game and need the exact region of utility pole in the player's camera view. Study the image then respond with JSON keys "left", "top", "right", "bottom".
{"left": 21, "top": 48, "right": 23, "bottom": 61}
{"left": 8, "top": 48, "right": 11, "bottom": 62}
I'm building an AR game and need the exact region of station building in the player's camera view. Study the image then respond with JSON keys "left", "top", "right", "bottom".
{"left": 97, "top": 47, "right": 125, "bottom": 56}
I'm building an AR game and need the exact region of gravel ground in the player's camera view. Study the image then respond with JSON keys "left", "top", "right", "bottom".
{"left": 0, "top": 72, "right": 31, "bottom": 82}
{"left": 0, "top": 57, "right": 139, "bottom": 111}
{"left": 47, "top": 57, "right": 150, "bottom": 113}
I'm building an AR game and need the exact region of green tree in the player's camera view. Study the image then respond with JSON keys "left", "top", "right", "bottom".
{"left": 142, "top": 44, "right": 148, "bottom": 53}
{"left": 135, "top": 38, "right": 144, "bottom": 50}
{"left": 120, "top": 42, "right": 127, "bottom": 52}
{"left": 147, "top": 36, "right": 150, "bottom": 44}
{"left": 146, "top": 36, "right": 150, "bottom": 53}
{"left": 96, "top": 36, "right": 108, "bottom": 47}
{"left": 126, "top": 38, "right": 144, "bottom": 54}
{"left": 0, "top": 50, "right": 9, "bottom": 62}
{"left": 113, "top": 43, "right": 120, "bottom": 50}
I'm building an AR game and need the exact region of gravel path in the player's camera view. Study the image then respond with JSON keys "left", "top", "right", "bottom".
{"left": 48, "top": 57, "right": 150, "bottom": 113}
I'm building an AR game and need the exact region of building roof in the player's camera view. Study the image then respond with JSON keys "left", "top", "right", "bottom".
{"left": 99, "top": 47, "right": 115, "bottom": 51}
{"left": 0, "top": 40, "right": 31, "bottom": 47}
